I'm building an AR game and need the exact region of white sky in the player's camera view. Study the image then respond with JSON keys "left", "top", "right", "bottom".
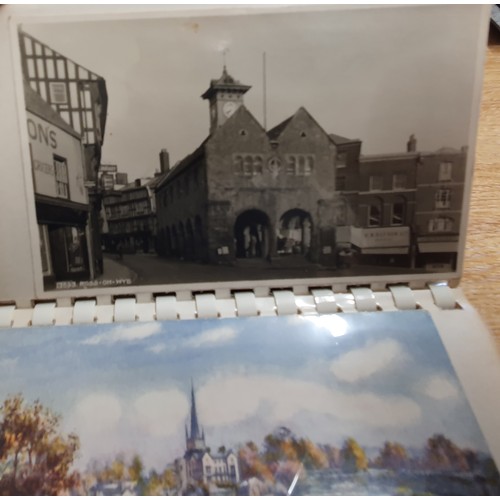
{"left": 22, "top": 5, "right": 483, "bottom": 180}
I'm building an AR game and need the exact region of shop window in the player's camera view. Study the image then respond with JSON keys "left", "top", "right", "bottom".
{"left": 38, "top": 225, "right": 52, "bottom": 277}
{"left": 428, "top": 217, "right": 454, "bottom": 233}
{"left": 391, "top": 202, "right": 405, "bottom": 226}
{"left": 368, "top": 203, "right": 382, "bottom": 227}
{"left": 392, "top": 173, "right": 407, "bottom": 190}
{"left": 369, "top": 175, "right": 383, "bottom": 191}
{"left": 439, "top": 162, "right": 453, "bottom": 182}
{"left": 64, "top": 227, "right": 86, "bottom": 272}
{"left": 54, "top": 155, "right": 69, "bottom": 199}
{"left": 435, "top": 189, "right": 451, "bottom": 209}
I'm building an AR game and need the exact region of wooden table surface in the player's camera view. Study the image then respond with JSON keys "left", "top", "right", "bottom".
{"left": 462, "top": 28, "right": 500, "bottom": 354}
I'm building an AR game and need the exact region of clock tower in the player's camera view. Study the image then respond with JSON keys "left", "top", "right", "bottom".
{"left": 201, "top": 66, "right": 251, "bottom": 134}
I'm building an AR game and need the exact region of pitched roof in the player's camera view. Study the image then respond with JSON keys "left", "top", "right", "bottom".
{"left": 328, "top": 133, "right": 358, "bottom": 145}
{"left": 156, "top": 137, "right": 209, "bottom": 190}
{"left": 267, "top": 107, "right": 333, "bottom": 144}
{"left": 267, "top": 115, "right": 293, "bottom": 141}
{"left": 24, "top": 82, "right": 80, "bottom": 139}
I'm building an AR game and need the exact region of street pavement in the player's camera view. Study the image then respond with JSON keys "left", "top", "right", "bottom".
{"left": 100, "top": 252, "right": 422, "bottom": 287}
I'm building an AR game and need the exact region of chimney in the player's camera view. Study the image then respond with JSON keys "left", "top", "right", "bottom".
{"left": 407, "top": 134, "right": 417, "bottom": 153}
{"left": 159, "top": 149, "right": 170, "bottom": 173}
{"left": 135, "top": 178, "right": 141, "bottom": 187}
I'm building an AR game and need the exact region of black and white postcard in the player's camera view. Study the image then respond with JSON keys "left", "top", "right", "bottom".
{"left": 13, "top": 5, "right": 484, "bottom": 291}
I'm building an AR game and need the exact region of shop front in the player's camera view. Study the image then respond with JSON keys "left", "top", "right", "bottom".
{"left": 26, "top": 87, "right": 94, "bottom": 288}
{"left": 416, "top": 237, "right": 458, "bottom": 271}
{"left": 336, "top": 226, "right": 411, "bottom": 268}
{"left": 36, "top": 195, "right": 91, "bottom": 288}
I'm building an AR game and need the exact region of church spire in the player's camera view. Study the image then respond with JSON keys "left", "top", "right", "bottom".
{"left": 190, "top": 380, "right": 201, "bottom": 440}
{"left": 185, "top": 380, "right": 207, "bottom": 452}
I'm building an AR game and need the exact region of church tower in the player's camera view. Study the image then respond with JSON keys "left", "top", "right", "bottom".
{"left": 201, "top": 66, "right": 251, "bottom": 134}
{"left": 185, "top": 381, "right": 207, "bottom": 451}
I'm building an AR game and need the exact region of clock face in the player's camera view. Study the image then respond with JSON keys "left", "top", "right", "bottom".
{"left": 223, "top": 101, "right": 237, "bottom": 118}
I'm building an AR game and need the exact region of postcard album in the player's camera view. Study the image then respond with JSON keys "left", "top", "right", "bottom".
{"left": 1, "top": 5, "right": 499, "bottom": 498}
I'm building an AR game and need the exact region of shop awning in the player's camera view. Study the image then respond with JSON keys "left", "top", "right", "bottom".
{"left": 418, "top": 242, "right": 458, "bottom": 253}
{"left": 361, "top": 247, "right": 409, "bottom": 255}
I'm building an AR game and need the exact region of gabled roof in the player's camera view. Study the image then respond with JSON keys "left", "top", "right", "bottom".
{"left": 328, "top": 133, "right": 358, "bottom": 145}
{"left": 267, "top": 116, "right": 293, "bottom": 141}
{"left": 24, "top": 82, "right": 81, "bottom": 139}
{"left": 217, "top": 104, "right": 268, "bottom": 137}
{"left": 266, "top": 107, "right": 332, "bottom": 144}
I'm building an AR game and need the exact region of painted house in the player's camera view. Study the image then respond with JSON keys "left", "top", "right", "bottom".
{"left": 175, "top": 384, "right": 240, "bottom": 493}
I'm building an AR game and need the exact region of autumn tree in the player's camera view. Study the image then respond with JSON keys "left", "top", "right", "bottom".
{"left": 238, "top": 441, "right": 273, "bottom": 482}
{"left": 376, "top": 441, "right": 408, "bottom": 471}
{"left": 295, "top": 438, "right": 328, "bottom": 469}
{"left": 424, "top": 434, "right": 468, "bottom": 472}
{"left": 0, "top": 394, "right": 80, "bottom": 495}
{"left": 143, "top": 467, "right": 178, "bottom": 495}
{"left": 320, "top": 444, "right": 341, "bottom": 468}
{"left": 98, "top": 454, "right": 127, "bottom": 483}
{"left": 340, "top": 438, "right": 368, "bottom": 473}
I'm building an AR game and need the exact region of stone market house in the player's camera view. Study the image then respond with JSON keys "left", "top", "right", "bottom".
{"left": 155, "top": 68, "right": 339, "bottom": 266}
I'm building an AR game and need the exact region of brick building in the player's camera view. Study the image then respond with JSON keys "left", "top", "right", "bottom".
{"left": 155, "top": 67, "right": 339, "bottom": 265}
{"left": 414, "top": 147, "right": 467, "bottom": 271}
{"left": 336, "top": 136, "right": 466, "bottom": 270}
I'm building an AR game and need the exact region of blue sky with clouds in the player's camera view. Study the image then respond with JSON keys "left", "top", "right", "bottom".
{"left": 21, "top": 5, "right": 483, "bottom": 179}
{"left": 0, "top": 311, "right": 492, "bottom": 470}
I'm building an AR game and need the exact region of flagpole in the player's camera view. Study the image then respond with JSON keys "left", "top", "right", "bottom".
{"left": 263, "top": 52, "right": 267, "bottom": 130}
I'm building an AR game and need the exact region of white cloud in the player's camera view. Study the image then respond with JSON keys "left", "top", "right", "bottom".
{"left": 330, "top": 339, "right": 405, "bottom": 383}
{"left": 72, "top": 393, "right": 122, "bottom": 434}
{"left": 419, "top": 375, "right": 459, "bottom": 401}
{"left": 185, "top": 326, "right": 237, "bottom": 348}
{"left": 148, "top": 343, "right": 167, "bottom": 354}
{"left": 197, "top": 374, "right": 420, "bottom": 430}
{"left": 133, "top": 389, "right": 189, "bottom": 437}
{"left": 83, "top": 322, "right": 162, "bottom": 345}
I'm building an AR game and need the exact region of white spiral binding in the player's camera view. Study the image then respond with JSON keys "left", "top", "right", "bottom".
{"left": 0, "top": 283, "right": 459, "bottom": 328}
